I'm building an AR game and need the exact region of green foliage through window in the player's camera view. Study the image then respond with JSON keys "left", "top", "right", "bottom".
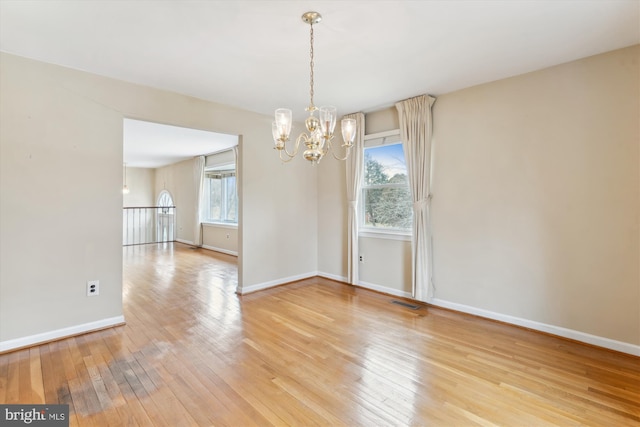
{"left": 362, "top": 142, "right": 412, "bottom": 230}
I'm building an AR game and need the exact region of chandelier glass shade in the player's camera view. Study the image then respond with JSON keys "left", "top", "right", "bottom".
{"left": 272, "top": 12, "right": 357, "bottom": 164}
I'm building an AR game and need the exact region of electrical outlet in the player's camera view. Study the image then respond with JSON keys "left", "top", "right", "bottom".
{"left": 359, "top": 255, "right": 364, "bottom": 263}
{"left": 87, "top": 280, "right": 100, "bottom": 296}
{"left": 226, "top": 233, "right": 230, "bottom": 239}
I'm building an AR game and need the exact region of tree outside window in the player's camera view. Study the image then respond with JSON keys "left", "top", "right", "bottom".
{"left": 362, "top": 142, "right": 412, "bottom": 231}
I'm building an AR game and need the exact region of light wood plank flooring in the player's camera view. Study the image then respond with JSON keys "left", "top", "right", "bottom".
{"left": 1, "top": 242, "right": 638, "bottom": 426}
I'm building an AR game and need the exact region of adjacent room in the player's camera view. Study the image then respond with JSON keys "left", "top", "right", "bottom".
{"left": 1, "top": 1, "right": 638, "bottom": 425}
{"left": 121, "top": 118, "right": 239, "bottom": 256}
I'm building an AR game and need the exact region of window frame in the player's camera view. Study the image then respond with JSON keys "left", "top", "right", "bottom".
{"left": 359, "top": 130, "right": 411, "bottom": 240}
{"left": 202, "top": 162, "right": 238, "bottom": 226}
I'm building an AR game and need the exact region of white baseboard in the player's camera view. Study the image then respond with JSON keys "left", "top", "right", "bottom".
{"left": 238, "top": 272, "right": 317, "bottom": 295}
{"left": 175, "top": 238, "right": 194, "bottom": 245}
{"left": 252, "top": 271, "right": 413, "bottom": 299}
{"left": 358, "top": 280, "right": 413, "bottom": 299}
{"left": 431, "top": 298, "right": 640, "bottom": 356}
{"left": 0, "top": 315, "right": 126, "bottom": 353}
{"left": 317, "top": 273, "right": 414, "bottom": 300}
{"left": 317, "top": 271, "right": 348, "bottom": 283}
{"left": 202, "top": 245, "right": 238, "bottom": 257}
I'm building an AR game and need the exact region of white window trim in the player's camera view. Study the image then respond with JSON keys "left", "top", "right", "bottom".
{"left": 359, "top": 229, "right": 411, "bottom": 241}
{"left": 202, "top": 222, "right": 237, "bottom": 229}
{"left": 202, "top": 167, "right": 238, "bottom": 225}
{"left": 364, "top": 129, "right": 401, "bottom": 145}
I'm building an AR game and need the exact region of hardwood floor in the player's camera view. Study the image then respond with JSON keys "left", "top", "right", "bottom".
{"left": 1, "top": 242, "right": 638, "bottom": 426}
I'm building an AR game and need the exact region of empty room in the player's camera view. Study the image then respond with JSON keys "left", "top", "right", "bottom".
{"left": 0, "top": 1, "right": 638, "bottom": 426}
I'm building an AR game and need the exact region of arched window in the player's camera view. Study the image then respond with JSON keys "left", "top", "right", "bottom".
{"left": 157, "top": 190, "right": 174, "bottom": 211}
{"left": 156, "top": 190, "right": 175, "bottom": 242}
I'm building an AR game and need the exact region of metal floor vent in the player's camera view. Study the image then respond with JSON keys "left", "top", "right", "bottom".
{"left": 391, "top": 300, "right": 421, "bottom": 310}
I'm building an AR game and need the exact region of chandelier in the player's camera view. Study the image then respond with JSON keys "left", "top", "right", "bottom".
{"left": 272, "top": 11, "right": 357, "bottom": 164}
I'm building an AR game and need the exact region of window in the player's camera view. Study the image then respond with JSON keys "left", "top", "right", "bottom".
{"left": 361, "top": 134, "right": 412, "bottom": 232}
{"left": 156, "top": 190, "right": 175, "bottom": 242}
{"left": 157, "top": 190, "right": 174, "bottom": 214}
{"left": 203, "top": 165, "right": 237, "bottom": 224}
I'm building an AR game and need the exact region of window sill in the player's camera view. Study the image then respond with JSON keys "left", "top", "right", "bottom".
{"left": 202, "top": 222, "right": 238, "bottom": 229}
{"left": 359, "top": 229, "right": 411, "bottom": 241}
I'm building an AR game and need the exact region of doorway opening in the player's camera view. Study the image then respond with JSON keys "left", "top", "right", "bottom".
{"left": 122, "top": 118, "right": 240, "bottom": 288}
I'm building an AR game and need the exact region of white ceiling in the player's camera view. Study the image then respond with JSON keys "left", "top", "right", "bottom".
{"left": 124, "top": 119, "right": 238, "bottom": 168}
{"left": 1, "top": 1, "right": 638, "bottom": 166}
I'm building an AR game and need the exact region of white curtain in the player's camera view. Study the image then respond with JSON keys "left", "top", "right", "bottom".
{"left": 233, "top": 143, "right": 239, "bottom": 222}
{"left": 345, "top": 112, "right": 365, "bottom": 285}
{"left": 396, "top": 95, "right": 436, "bottom": 302}
{"left": 193, "top": 155, "right": 205, "bottom": 247}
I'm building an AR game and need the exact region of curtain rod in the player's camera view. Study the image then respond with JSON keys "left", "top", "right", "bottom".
{"left": 364, "top": 129, "right": 400, "bottom": 140}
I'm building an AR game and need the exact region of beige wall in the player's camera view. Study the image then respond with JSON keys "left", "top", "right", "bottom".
{"left": 2, "top": 44, "right": 637, "bottom": 351}
{"left": 0, "top": 54, "right": 124, "bottom": 343}
{"left": 0, "top": 52, "right": 318, "bottom": 346}
{"left": 202, "top": 224, "right": 238, "bottom": 255}
{"left": 123, "top": 167, "right": 155, "bottom": 207}
{"left": 317, "top": 150, "right": 348, "bottom": 280}
{"left": 359, "top": 237, "right": 412, "bottom": 296}
{"left": 431, "top": 45, "right": 639, "bottom": 345}
{"left": 317, "top": 45, "right": 639, "bottom": 350}
{"left": 364, "top": 107, "right": 399, "bottom": 135}
{"left": 155, "top": 159, "right": 196, "bottom": 244}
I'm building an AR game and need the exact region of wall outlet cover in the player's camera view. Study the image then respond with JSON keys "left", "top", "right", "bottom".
{"left": 87, "top": 280, "right": 100, "bottom": 296}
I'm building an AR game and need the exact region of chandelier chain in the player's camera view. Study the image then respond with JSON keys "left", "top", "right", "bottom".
{"left": 309, "top": 22, "right": 315, "bottom": 109}
{"left": 272, "top": 11, "right": 356, "bottom": 164}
